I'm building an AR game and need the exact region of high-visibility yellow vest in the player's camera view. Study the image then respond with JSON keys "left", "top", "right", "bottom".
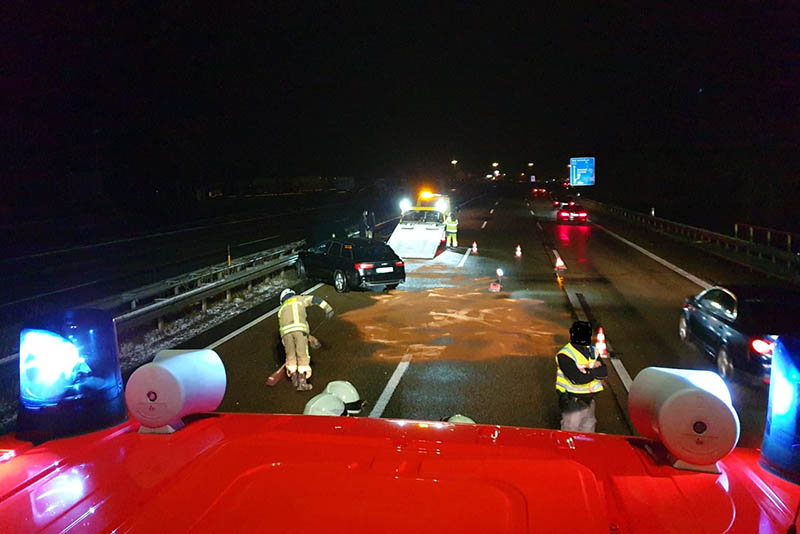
{"left": 446, "top": 217, "right": 458, "bottom": 232}
{"left": 278, "top": 297, "right": 310, "bottom": 336}
{"left": 555, "top": 343, "right": 604, "bottom": 394}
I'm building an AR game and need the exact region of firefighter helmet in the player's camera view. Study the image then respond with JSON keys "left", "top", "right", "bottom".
{"left": 569, "top": 321, "right": 592, "bottom": 346}
{"left": 280, "top": 288, "right": 296, "bottom": 304}
{"left": 303, "top": 393, "right": 346, "bottom": 416}
{"left": 325, "top": 380, "right": 363, "bottom": 415}
{"left": 442, "top": 414, "right": 476, "bottom": 424}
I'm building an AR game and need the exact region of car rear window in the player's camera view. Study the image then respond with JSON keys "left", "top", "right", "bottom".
{"left": 738, "top": 299, "right": 800, "bottom": 332}
{"left": 354, "top": 246, "right": 396, "bottom": 261}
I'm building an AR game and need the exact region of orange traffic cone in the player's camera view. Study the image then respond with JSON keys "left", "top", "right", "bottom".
{"left": 472, "top": 241, "right": 478, "bottom": 254}
{"left": 515, "top": 245, "right": 522, "bottom": 257}
{"left": 595, "top": 327, "right": 608, "bottom": 358}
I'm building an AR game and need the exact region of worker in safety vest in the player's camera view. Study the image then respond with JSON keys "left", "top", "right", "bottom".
{"left": 555, "top": 321, "right": 607, "bottom": 432}
{"left": 278, "top": 288, "right": 334, "bottom": 391}
{"left": 445, "top": 211, "right": 458, "bottom": 248}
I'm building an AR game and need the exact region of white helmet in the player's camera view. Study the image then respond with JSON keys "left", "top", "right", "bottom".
{"left": 325, "top": 380, "right": 363, "bottom": 415}
{"left": 443, "top": 414, "right": 476, "bottom": 424}
{"left": 303, "top": 393, "right": 346, "bottom": 416}
{"left": 280, "top": 288, "right": 296, "bottom": 303}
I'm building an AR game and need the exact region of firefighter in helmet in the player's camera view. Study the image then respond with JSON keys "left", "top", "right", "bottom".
{"left": 278, "top": 288, "right": 333, "bottom": 391}
{"left": 555, "top": 321, "right": 607, "bottom": 432}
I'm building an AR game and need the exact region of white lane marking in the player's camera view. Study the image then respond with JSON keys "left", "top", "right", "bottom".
{"left": 206, "top": 283, "right": 324, "bottom": 350}
{"left": 238, "top": 235, "right": 279, "bottom": 246}
{"left": 530, "top": 210, "right": 535, "bottom": 216}
{"left": 595, "top": 224, "right": 711, "bottom": 289}
{"left": 490, "top": 208, "right": 494, "bottom": 214}
{"left": 481, "top": 221, "right": 487, "bottom": 229}
{"left": 0, "top": 352, "right": 18, "bottom": 365}
{"left": 457, "top": 248, "right": 471, "bottom": 268}
{"left": 369, "top": 350, "right": 413, "bottom": 418}
{"left": 494, "top": 201, "right": 499, "bottom": 206}
{"left": 536, "top": 222, "right": 543, "bottom": 231}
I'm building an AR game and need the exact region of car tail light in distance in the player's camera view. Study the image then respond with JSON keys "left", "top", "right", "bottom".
{"left": 553, "top": 201, "right": 559, "bottom": 206}
{"left": 355, "top": 263, "right": 374, "bottom": 271}
{"left": 751, "top": 338, "right": 775, "bottom": 356}
{"left": 578, "top": 211, "right": 587, "bottom": 217}
{"left": 394, "top": 261, "right": 404, "bottom": 268}
{"left": 559, "top": 211, "right": 569, "bottom": 217}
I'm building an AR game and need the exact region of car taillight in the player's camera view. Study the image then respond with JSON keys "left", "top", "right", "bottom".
{"left": 559, "top": 211, "right": 569, "bottom": 217}
{"left": 553, "top": 201, "right": 559, "bottom": 206}
{"left": 355, "top": 263, "right": 374, "bottom": 271}
{"left": 395, "top": 261, "right": 404, "bottom": 267}
{"left": 578, "top": 212, "right": 587, "bottom": 217}
{"left": 751, "top": 338, "right": 775, "bottom": 356}
{"left": 569, "top": 201, "right": 575, "bottom": 206}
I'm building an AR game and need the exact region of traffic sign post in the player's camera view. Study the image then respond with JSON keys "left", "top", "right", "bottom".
{"left": 569, "top": 157, "right": 595, "bottom": 186}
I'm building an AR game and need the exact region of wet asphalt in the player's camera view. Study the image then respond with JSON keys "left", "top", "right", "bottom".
{"left": 207, "top": 193, "right": 775, "bottom": 445}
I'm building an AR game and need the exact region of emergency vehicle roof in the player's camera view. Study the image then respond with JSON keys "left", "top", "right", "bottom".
{"left": 0, "top": 413, "right": 797, "bottom": 533}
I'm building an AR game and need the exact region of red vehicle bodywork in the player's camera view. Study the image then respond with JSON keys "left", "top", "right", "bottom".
{"left": 0, "top": 414, "right": 797, "bottom": 533}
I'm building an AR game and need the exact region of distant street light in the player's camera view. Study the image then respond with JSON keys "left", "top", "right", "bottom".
{"left": 491, "top": 162, "right": 499, "bottom": 168}
{"left": 527, "top": 162, "right": 534, "bottom": 167}
{"left": 451, "top": 159, "right": 458, "bottom": 165}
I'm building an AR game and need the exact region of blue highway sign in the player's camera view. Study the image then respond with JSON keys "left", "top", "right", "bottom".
{"left": 569, "top": 157, "right": 595, "bottom": 186}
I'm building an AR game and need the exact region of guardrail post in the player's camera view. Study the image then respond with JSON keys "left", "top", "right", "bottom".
{"left": 131, "top": 299, "right": 137, "bottom": 310}
{"left": 767, "top": 231, "right": 771, "bottom": 247}
{"left": 734, "top": 223, "right": 738, "bottom": 239}
{"left": 158, "top": 317, "right": 164, "bottom": 332}
{"left": 788, "top": 235, "right": 792, "bottom": 254}
{"left": 202, "top": 299, "right": 207, "bottom": 312}
{"left": 749, "top": 227, "right": 754, "bottom": 243}
{"left": 226, "top": 289, "right": 231, "bottom": 302}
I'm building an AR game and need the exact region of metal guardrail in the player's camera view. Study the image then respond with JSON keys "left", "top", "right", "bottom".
{"left": 89, "top": 240, "right": 304, "bottom": 318}
{"left": 1, "top": 240, "right": 305, "bottom": 365}
{"left": 734, "top": 223, "right": 800, "bottom": 255}
{"left": 585, "top": 199, "right": 800, "bottom": 277}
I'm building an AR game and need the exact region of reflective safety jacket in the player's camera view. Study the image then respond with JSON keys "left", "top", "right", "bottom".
{"left": 555, "top": 343, "right": 604, "bottom": 394}
{"left": 278, "top": 295, "right": 332, "bottom": 337}
{"left": 445, "top": 216, "right": 458, "bottom": 233}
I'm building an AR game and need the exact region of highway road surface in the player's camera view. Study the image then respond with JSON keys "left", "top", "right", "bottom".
{"left": 184, "top": 192, "right": 777, "bottom": 447}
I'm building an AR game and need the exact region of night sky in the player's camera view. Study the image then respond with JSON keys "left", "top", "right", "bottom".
{"left": 3, "top": 3, "right": 799, "bottom": 228}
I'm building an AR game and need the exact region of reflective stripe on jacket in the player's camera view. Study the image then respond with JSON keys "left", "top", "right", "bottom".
{"left": 278, "top": 295, "right": 332, "bottom": 336}
{"left": 555, "top": 343, "right": 604, "bottom": 394}
{"left": 445, "top": 218, "right": 458, "bottom": 232}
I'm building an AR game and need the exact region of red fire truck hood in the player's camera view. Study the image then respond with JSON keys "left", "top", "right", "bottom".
{"left": 0, "top": 413, "right": 797, "bottom": 533}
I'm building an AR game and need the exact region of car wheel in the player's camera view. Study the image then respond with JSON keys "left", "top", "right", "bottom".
{"left": 333, "top": 270, "right": 349, "bottom": 293}
{"left": 716, "top": 347, "right": 734, "bottom": 379}
{"left": 678, "top": 315, "right": 689, "bottom": 342}
{"left": 296, "top": 259, "right": 306, "bottom": 279}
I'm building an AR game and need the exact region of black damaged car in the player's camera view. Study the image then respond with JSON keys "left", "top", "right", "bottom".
{"left": 296, "top": 237, "right": 406, "bottom": 292}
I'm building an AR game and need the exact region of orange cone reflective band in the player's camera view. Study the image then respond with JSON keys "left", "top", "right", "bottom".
{"left": 596, "top": 327, "right": 608, "bottom": 358}
{"left": 472, "top": 241, "right": 478, "bottom": 254}
{"left": 515, "top": 245, "right": 522, "bottom": 257}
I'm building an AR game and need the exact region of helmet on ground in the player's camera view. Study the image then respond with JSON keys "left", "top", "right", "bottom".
{"left": 569, "top": 320, "right": 592, "bottom": 346}
{"left": 325, "top": 380, "right": 363, "bottom": 415}
{"left": 303, "top": 393, "right": 346, "bottom": 416}
{"left": 442, "top": 414, "right": 475, "bottom": 424}
{"left": 280, "top": 288, "right": 296, "bottom": 303}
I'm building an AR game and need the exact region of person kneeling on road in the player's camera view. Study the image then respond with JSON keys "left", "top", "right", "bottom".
{"left": 277, "top": 288, "right": 333, "bottom": 391}
{"left": 555, "top": 321, "right": 607, "bottom": 433}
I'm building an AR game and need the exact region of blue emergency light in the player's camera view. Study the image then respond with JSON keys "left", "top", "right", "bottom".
{"left": 760, "top": 336, "right": 800, "bottom": 484}
{"left": 17, "top": 309, "right": 126, "bottom": 442}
